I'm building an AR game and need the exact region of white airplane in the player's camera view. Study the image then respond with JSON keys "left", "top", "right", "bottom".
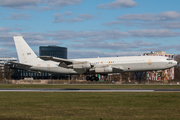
{"left": 10, "top": 36, "right": 177, "bottom": 81}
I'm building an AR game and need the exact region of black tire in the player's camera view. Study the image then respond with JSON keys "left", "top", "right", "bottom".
{"left": 91, "top": 76, "right": 95, "bottom": 81}
{"left": 95, "top": 77, "right": 99, "bottom": 81}
{"left": 86, "top": 76, "right": 90, "bottom": 81}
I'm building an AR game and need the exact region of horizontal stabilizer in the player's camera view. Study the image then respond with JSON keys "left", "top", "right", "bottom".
{"left": 9, "top": 61, "right": 32, "bottom": 70}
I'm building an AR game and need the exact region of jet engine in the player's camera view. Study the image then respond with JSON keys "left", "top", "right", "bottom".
{"left": 95, "top": 66, "right": 113, "bottom": 73}
{"left": 68, "top": 62, "right": 92, "bottom": 69}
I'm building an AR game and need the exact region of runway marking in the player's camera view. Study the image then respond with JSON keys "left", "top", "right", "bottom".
{"left": 77, "top": 90, "right": 154, "bottom": 92}
{"left": 0, "top": 89, "right": 178, "bottom": 92}
{"left": 0, "top": 90, "right": 154, "bottom": 92}
{"left": 0, "top": 89, "right": 180, "bottom": 92}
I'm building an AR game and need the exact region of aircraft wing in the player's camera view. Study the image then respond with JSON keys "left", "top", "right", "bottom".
{"left": 39, "top": 56, "right": 73, "bottom": 65}
{"left": 8, "top": 61, "right": 32, "bottom": 69}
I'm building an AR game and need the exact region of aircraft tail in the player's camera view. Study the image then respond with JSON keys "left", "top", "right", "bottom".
{"left": 13, "top": 36, "right": 42, "bottom": 64}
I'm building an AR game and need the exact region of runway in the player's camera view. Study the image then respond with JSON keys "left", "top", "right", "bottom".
{"left": 0, "top": 88, "right": 180, "bottom": 92}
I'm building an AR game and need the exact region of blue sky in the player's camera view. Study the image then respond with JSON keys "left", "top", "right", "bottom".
{"left": 0, "top": 0, "right": 180, "bottom": 59}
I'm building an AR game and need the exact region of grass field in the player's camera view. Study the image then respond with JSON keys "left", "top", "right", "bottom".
{"left": 0, "top": 92, "right": 180, "bottom": 120}
{"left": 1, "top": 84, "right": 180, "bottom": 89}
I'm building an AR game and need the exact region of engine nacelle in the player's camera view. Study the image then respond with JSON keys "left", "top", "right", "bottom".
{"left": 95, "top": 66, "right": 113, "bottom": 73}
{"left": 68, "top": 62, "right": 91, "bottom": 69}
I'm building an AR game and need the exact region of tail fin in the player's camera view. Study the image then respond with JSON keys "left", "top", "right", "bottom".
{"left": 13, "top": 36, "right": 42, "bottom": 64}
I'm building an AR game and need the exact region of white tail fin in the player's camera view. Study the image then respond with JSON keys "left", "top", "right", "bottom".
{"left": 13, "top": 36, "right": 42, "bottom": 64}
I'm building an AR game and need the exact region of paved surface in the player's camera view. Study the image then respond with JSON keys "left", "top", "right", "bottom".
{"left": 0, "top": 89, "right": 180, "bottom": 92}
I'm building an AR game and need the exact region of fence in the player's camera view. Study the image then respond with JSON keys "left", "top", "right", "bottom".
{"left": 1, "top": 79, "right": 180, "bottom": 85}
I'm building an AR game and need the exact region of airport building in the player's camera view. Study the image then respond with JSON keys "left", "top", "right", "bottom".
{"left": 40, "top": 46, "right": 67, "bottom": 59}
{"left": 39, "top": 45, "right": 68, "bottom": 79}
{"left": 0, "top": 57, "right": 17, "bottom": 80}
{"left": 0, "top": 57, "right": 17, "bottom": 64}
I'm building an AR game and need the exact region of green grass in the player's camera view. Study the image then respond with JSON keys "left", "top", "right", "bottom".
{"left": 1, "top": 84, "right": 180, "bottom": 89}
{"left": 0, "top": 92, "right": 180, "bottom": 120}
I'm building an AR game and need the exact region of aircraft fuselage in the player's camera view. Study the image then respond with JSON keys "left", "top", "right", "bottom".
{"left": 29, "top": 56, "right": 177, "bottom": 74}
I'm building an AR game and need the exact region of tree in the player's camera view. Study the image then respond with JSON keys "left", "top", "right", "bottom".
{"left": 0, "top": 64, "right": 4, "bottom": 83}
{"left": 4, "top": 64, "right": 13, "bottom": 80}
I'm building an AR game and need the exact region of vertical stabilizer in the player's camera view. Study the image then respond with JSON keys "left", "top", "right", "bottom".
{"left": 13, "top": 36, "right": 41, "bottom": 64}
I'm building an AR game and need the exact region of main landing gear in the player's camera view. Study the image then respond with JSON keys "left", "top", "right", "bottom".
{"left": 86, "top": 76, "right": 99, "bottom": 81}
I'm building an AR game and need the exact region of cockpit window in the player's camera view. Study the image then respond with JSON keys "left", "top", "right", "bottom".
{"left": 167, "top": 58, "right": 172, "bottom": 60}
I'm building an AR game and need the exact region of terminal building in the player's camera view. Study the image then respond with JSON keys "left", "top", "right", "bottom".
{"left": 40, "top": 46, "right": 67, "bottom": 59}
{"left": 0, "top": 57, "right": 17, "bottom": 80}
{"left": 0, "top": 57, "right": 17, "bottom": 64}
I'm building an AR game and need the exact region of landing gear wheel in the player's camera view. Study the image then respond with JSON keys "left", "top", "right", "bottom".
{"left": 86, "top": 76, "right": 99, "bottom": 81}
{"left": 86, "top": 76, "right": 90, "bottom": 81}
{"left": 91, "top": 76, "right": 95, "bottom": 80}
{"left": 95, "top": 77, "right": 99, "bottom": 81}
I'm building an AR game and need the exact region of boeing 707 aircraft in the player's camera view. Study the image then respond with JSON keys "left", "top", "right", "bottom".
{"left": 10, "top": 36, "right": 177, "bottom": 81}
